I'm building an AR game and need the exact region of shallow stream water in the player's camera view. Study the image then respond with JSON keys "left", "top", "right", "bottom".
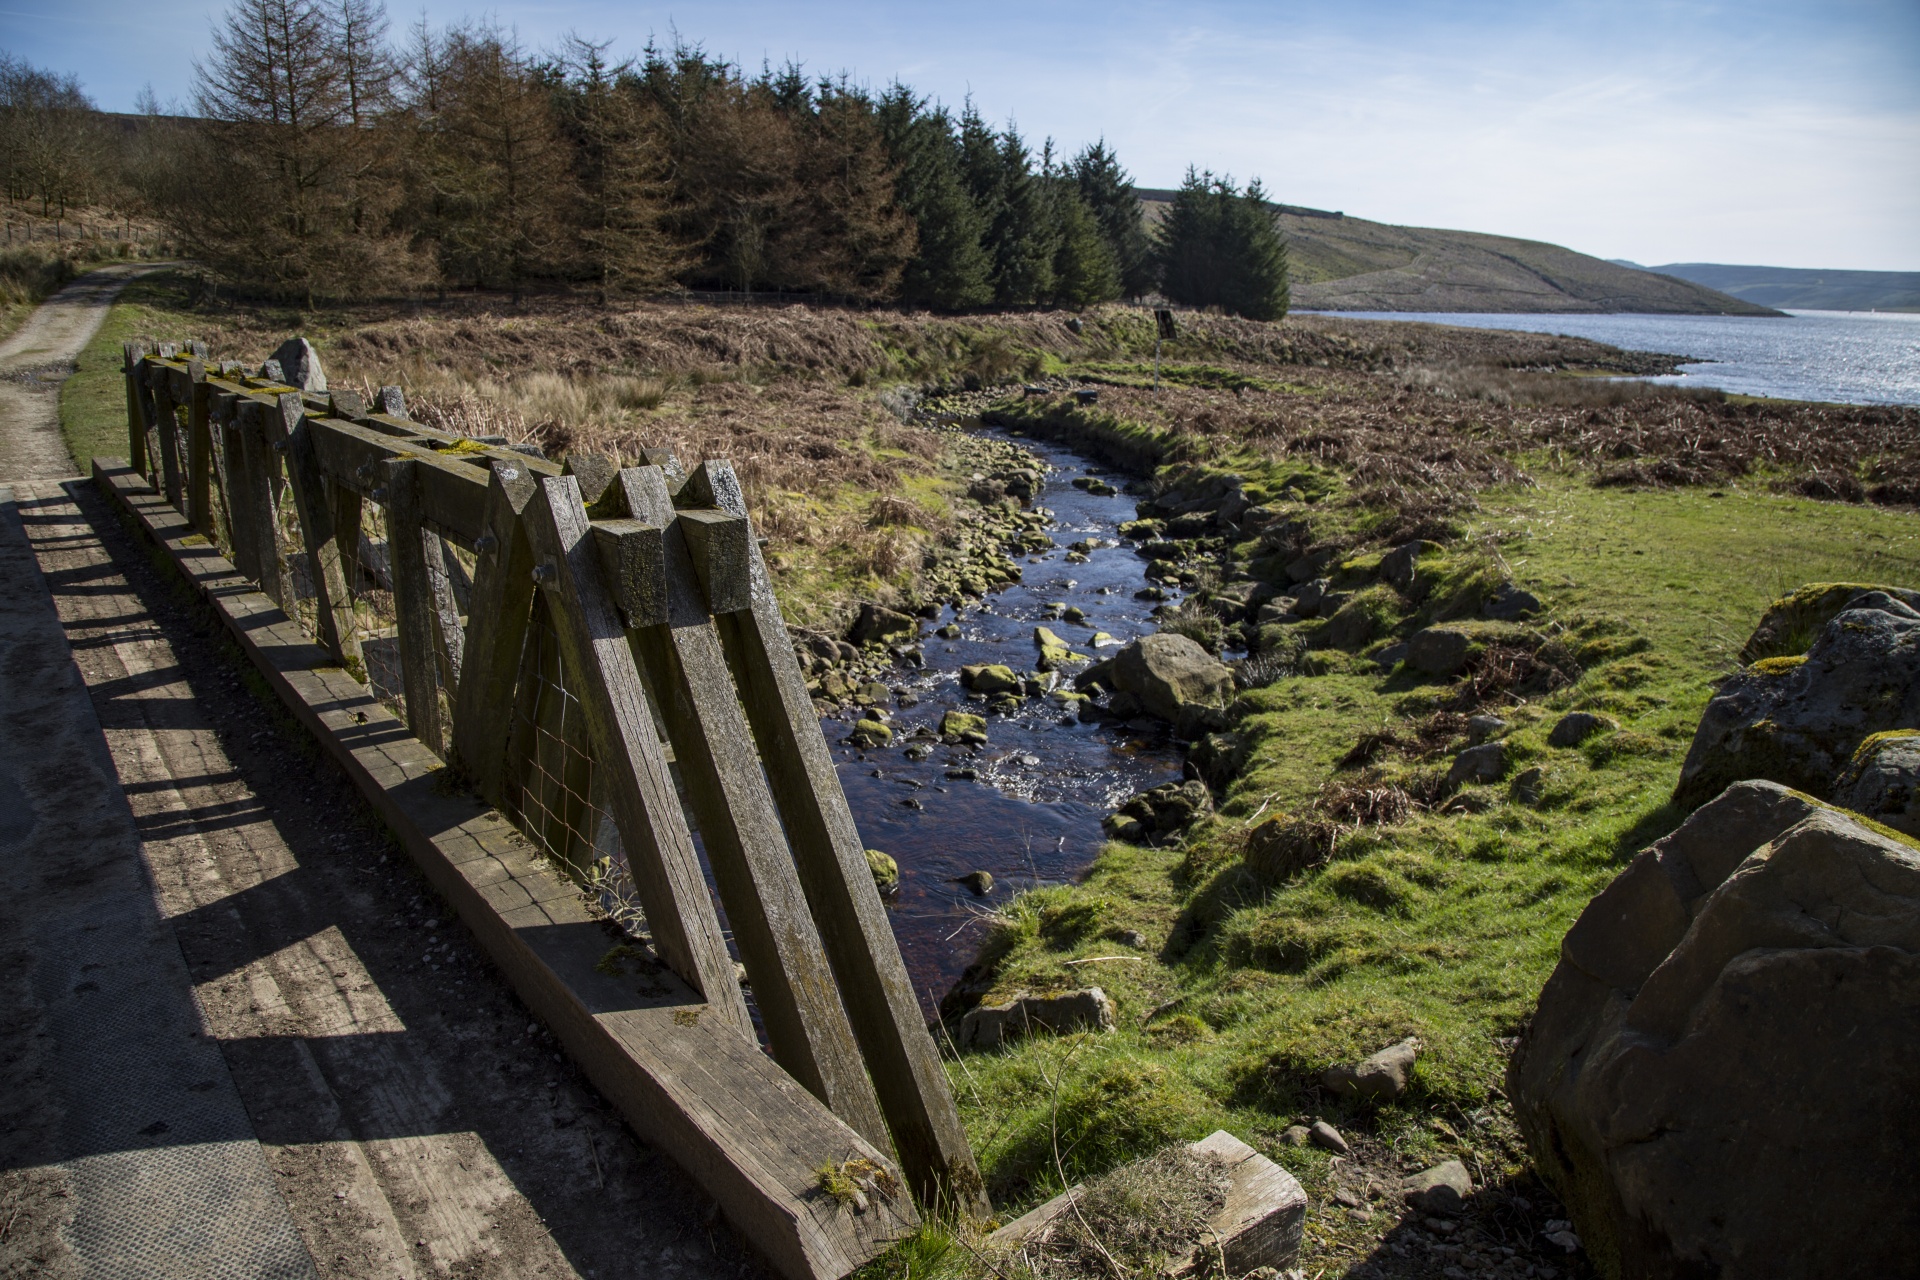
{"left": 824, "top": 428, "right": 1187, "bottom": 1010}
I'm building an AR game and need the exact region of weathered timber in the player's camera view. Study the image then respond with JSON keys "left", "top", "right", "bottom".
{"left": 450, "top": 461, "right": 540, "bottom": 804}
{"left": 676, "top": 509, "right": 753, "bottom": 614}
{"left": 217, "top": 408, "right": 261, "bottom": 582}
{"left": 275, "top": 393, "right": 359, "bottom": 665}
{"left": 122, "top": 341, "right": 149, "bottom": 475}
{"left": 590, "top": 519, "right": 669, "bottom": 629}
{"left": 307, "top": 417, "right": 503, "bottom": 548}
{"left": 94, "top": 459, "right": 919, "bottom": 1280}
{"left": 234, "top": 401, "right": 285, "bottom": 607}
{"left": 149, "top": 365, "right": 183, "bottom": 510}
{"left": 186, "top": 362, "right": 215, "bottom": 538}
{"left": 618, "top": 465, "right": 892, "bottom": 1153}
{"left": 521, "top": 474, "right": 752, "bottom": 1033}
{"left": 329, "top": 474, "right": 363, "bottom": 592}
{"left": 690, "top": 459, "right": 987, "bottom": 1212}
{"left": 423, "top": 525, "right": 465, "bottom": 693}
{"left": 382, "top": 458, "right": 446, "bottom": 750}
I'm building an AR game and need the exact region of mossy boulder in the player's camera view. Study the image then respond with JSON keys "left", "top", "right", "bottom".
{"left": 1834, "top": 730, "right": 1920, "bottom": 836}
{"left": 1110, "top": 633, "right": 1234, "bottom": 730}
{"left": 940, "top": 710, "right": 989, "bottom": 745}
{"left": 1676, "top": 592, "right": 1920, "bottom": 809}
{"left": 960, "top": 663, "right": 1021, "bottom": 694}
{"left": 864, "top": 847, "right": 900, "bottom": 893}
{"left": 850, "top": 602, "right": 918, "bottom": 645}
{"left": 846, "top": 718, "right": 893, "bottom": 748}
{"left": 1738, "top": 582, "right": 1920, "bottom": 664}
{"left": 1033, "top": 626, "right": 1085, "bottom": 671}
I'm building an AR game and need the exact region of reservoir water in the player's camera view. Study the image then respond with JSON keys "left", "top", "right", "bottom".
{"left": 1314, "top": 309, "right": 1920, "bottom": 407}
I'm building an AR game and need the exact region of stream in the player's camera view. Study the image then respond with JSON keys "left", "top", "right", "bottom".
{"left": 824, "top": 427, "right": 1188, "bottom": 1011}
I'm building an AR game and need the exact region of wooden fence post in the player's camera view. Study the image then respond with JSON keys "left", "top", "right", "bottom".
{"left": 381, "top": 458, "right": 446, "bottom": 751}
{"left": 122, "top": 342, "right": 148, "bottom": 476}
{"left": 218, "top": 405, "right": 261, "bottom": 583}
{"left": 238, "top": 403, "right": 286, "bottom": 606}
{"left": 187, "top": 359, "right": 214, "bottom": 537}
{"left": 613, "top": 465, "right": 892, "bottom": 1153}
{"left": 521, "top": 473, "right": 752, "bottom": 1035}
{"left": 689, "top": 459, "right": 987, "bottom": 1214}
{"left": 149, "top": 364, "right": 183, "bottom": 510}
{"left": 274, "top": 393, "right": 358, "bottom": 666}
{"left": 451, "top": 461, "right": 540, "bottom": 805}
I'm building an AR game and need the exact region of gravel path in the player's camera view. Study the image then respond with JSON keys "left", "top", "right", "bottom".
{"left": 0, "top": 264, "right": 153, "bottom": 483}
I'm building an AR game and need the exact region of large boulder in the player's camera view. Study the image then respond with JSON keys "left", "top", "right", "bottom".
{"left": 1674, "top": 591, "right": 1920, "bottom": 809}
{"left": 267, "top": 336, "right": 327, "bottom": 392}
{"left": 1109, "top": 633, "right": 1234, "bottom": 730}
{"left": 850, "top": 602, "right": 917, "bottom": 645}
{"left": 1737, "top": 581, "right": 1920, "bottom": 664}
{"left": 1508, "top": 781, "right": 1920, "bottom": 1279}
{"left": 1834, "top": 730, "right": 1920, "bottom": 836}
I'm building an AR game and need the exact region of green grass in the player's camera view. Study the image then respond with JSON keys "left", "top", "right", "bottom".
{"left": 59, "top": 272, "right": 199, "bottom": 471}
{"left": 892, "top": 468, "right": 1917, "bottom": 1276}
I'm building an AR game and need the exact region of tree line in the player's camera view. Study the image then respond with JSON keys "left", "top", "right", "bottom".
{"left": 0, "top": 0, "right": 1289, "bottom": 318}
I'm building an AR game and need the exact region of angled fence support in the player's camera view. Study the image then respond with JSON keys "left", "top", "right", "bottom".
{"left": 690, "top": 459, "right": 989, "bottom": 1214}
{"left": 187, "top": 359, "right": 214, "bottom": 538}
{"left": 522, "top": 474, "right": 753, "bottom": 1035}
{"left": 275, "top": 394, "right": 358, "bottom": 666}
{"left": 452, "top": 461, "right": 540, "bottom": 804}
{"left": 382, "top": 457, "right": 446, "bottom": 749}
{"left": 615, "top": 465, "right": 893, "bottom": 1153}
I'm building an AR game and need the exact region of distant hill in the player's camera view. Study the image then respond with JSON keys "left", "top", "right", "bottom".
{"left": 1649, "top": 263, "right": 1920, "bottom": 312}
{"left": 1135, "top": 192, "right": 1776, "bottom": 315}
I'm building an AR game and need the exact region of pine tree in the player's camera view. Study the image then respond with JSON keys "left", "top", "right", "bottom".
{"left": 1070, "top": 139, "right": 1153, "bottom": 297}
{"left": 1156, "top": 168, "right": 1289, "bottom": 320}
{"left": 425, "top": 25, "right": 575, "bottom": 298}
{"left": 1050, "top": 186, "right": 1120, "bottom": 308}
{"left": 983, "top": 125, "right": 1054, "bottom": 305}
{"left": 876, "top": 87, "right": 991, "bottom": 309}
{"left": 556, "top": 35, "right": 686, "bottom": 298}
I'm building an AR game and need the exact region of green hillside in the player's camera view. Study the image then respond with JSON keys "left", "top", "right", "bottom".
{"left": 1137, "top": 193, "right": 1777, "bottom": 315}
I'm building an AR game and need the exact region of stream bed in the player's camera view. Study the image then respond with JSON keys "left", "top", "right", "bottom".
{"left": 823, "top": 428, "right": 1189, "bottom": 1010}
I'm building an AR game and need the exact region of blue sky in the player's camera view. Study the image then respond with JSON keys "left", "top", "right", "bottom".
{"left": 5, "top": 0, "right": 1916, "bottom": 270}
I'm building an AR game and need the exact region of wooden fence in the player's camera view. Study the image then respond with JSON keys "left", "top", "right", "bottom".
{"left": 117, "top": 340, "right": 985, "bottom": 1277}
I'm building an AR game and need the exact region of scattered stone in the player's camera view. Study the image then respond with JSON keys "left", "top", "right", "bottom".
{"left": 1113, "top": 929, "right": 1149, "bottom": 950}
{"left": 1322, "top": 597, "right": 1378, "bottom": 650}
{"left": 1467, "top": 715, "right": 1509, "bottom": 745}
{"left": 1107, "top": 779, "right": 1214, "bottom": 841}
{"left": 1110, "top": 633, "right": 1235, "bottom": 731}
{"left": 1290, "top": 578, "right": 1332, "bottom": 618}
{"left": 956, "top": 870, "right": 994, "bottom": 895}
{"left": 1255, "top": 599, "right": 1295, "bottom": 626}
{"left": 1482, "top": 582, "right": 1542, "bottom": 621}
{"left": 1380, "top": 539, "right": 1440, "bottom": 591}
{"left": 959, "top": 663, "right": 1022, "bottom": 695}
{"left": 936, "top": 623, "right": 960, "bottom": 639}
{"left": 856, "top": 680, "right": 891, "bottom": 704}
{"left": 1402, "top": 1161, "right": 1473, "bottom": 1215}
{"left": 956, "top": 986, "right": 1113, "bottom": 1048}
{"left": 903, "top": 743, "right": 931, "bottom": 761}
{"left": 1307, "top": 1120, "right": 1349, "bottom": 1155}
{"left": 845, "top": 719, "right": 892, "bottom": 748}
{"left": 1033, "top": 626, "right": 1085, "bottom": 671}
{"left": 850, "top": 602, "right": 918, "bottom": 646}
{"left": 1548, "top": 711, "right": 1616, "bottom": 748}
{"left": 1674, "top": 589, "right": 1920, "bottom": 808}
{"left": 1134, "top": 585, "right": 1170, "bottom": 602}
{"left": 269, "top": 336, "right": 327, "bottom": 392}
{"left": 1447, "top": 742, "right": 1508, "bottom": 789}
{"left": 987, "top": 1131, "right": 1304, "bottom": 1276}
{"left": 1509, "top": 782, "right": 1920, "bottom": 1278}
{"left": 1061, "top": 605, "right": 1087, "bottom": 624}
{"left": 1510, "top": 766, "right": 1545, "bottom": 804}
{"left": 1090, "top": 631, "right": 1119, "bottom": 647}
{"left": 1407, "top": 626, "right": 1475, "bottom": 677}
{"left": 1281, "top": 1125, "right": 1312, "bottom": 1147}
{"left": 864, "top": 848, "right": 899, "bottom": 894}
{"left": 940, "top": 710, "right": 988, "bottom": 745}
{"left": 1320, "top": 1037, "right": 1418, "bottom": 1102}
{"left": 1833, "top": 730, "right": 1920, "bottom": 835}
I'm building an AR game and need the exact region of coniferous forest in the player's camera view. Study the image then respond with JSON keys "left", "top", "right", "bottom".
{"left": 0, "top": 0, "right": 1290, "bottom": 317}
